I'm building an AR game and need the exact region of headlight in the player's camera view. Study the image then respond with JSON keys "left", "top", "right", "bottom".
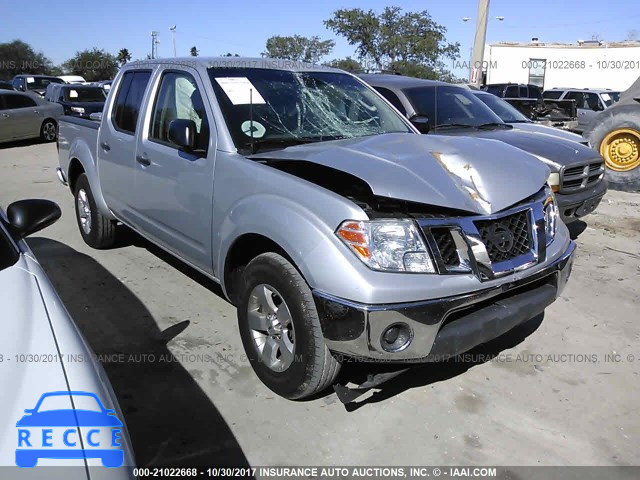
{"left": 336, "top": 219, "right": 435, "bottom": 273}
{"left": 543, "top": 194, "right": 558, "bottom": 245}
{"left": 547, "top": 172, "right": 560, "bottom": 193}
{"left": 71, "top": 106, "right": 85, "bottom": 114}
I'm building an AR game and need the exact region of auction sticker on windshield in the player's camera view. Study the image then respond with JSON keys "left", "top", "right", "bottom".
{"left": 215, "top": 77, "right": 266, "bottom": 105}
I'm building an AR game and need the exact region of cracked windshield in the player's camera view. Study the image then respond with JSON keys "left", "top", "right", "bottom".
{"left": 208, "top": 67, "right": 412, "bottom": 152}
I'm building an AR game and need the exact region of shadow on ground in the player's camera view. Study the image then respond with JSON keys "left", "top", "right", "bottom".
{"left": 567, "top": 220, "right": 588, "bottom": 240}
{"left": 335, "top": 314, "right": 545, "bottom": 411}
{"left": 114, "top": 226, "right": 227, "bottom": 301}
{"left": 0, "top": 138, "right": 48, "bottom": 150}
{"left": 28, "top": 237, "right": 249, "bottom": 468}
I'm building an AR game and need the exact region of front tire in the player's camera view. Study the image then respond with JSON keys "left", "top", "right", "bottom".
{"left": 237, "top": 252, "right": 341, "bottom": 399}
{"left": 40, "top": 119, "right": 57, "bottom": 142}
{"left": 74, "top": 173, "right": 116, "bottom": 248}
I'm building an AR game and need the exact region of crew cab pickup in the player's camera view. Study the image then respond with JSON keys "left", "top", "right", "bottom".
{"left": 57, "top": 58, "right": 576, "bottom": 399}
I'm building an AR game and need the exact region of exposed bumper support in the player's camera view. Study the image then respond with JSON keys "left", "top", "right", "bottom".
{"left": 314, "top": 240, "right": 576, "bottom": 362}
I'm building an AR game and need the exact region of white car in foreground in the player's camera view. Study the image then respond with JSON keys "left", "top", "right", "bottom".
{"left": 0, "top": 199, "right": 134, "bottom": 477}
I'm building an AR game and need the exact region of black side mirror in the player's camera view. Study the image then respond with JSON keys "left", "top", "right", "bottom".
{"left": 7, "top": 199, "right": 61, "bottom": 241}
{"left": 168, "top": 119, "right": 197, "bottom": 151}
{"left": 409, "top": 115, "right": 431, "bottom": 134}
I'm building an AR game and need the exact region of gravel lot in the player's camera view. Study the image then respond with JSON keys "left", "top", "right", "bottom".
{"left": 1, "top": 140, "right": 639, "bottom": 468}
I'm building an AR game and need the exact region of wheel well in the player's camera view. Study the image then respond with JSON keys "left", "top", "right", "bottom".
{"left": 67, "top": 158, "right": 85, "bottom": 193}
{"left": 42, "top": 117, "right": 57, "bottom": 128}
{"left": 223, "top": 234, "right": 294, "bottom": 305}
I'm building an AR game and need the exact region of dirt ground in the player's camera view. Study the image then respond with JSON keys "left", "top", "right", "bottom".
{"left": 1, "top": 140, "right": 639, "bottom": 469}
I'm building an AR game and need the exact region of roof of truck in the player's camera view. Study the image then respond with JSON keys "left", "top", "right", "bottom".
{"left": 125, "top": 57, "right": 343, "bottom": 73}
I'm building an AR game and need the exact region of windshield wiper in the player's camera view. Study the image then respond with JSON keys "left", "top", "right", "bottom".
{"left": 434, "top": 123, "right": 477, "bottom": 130}
{"left": 248, "top": 136, "right": 346, "bottom": 154}
{"left": 477, "top": 122, "right": 513, "bottom": 130}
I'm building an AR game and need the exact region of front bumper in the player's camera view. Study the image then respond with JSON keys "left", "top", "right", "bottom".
{"left": 314, "top": 240, "right": 576, "bottom": 362}
{"left": 556, "top": 178, "right": 608, "bottom": 223}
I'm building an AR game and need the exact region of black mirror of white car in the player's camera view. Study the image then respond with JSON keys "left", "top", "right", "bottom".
{"left": 7, "top": 199, "right": 61, "bottom": 240}
{"left": 168, "top": 119, "right": 196, "bottom": 151}
{"left": 409, "top": 115, "right": 430, "bottom": 134}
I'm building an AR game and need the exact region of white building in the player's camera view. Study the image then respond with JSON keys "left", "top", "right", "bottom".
{"left": 482, "top": 40, "right": 640, "bottom": 91}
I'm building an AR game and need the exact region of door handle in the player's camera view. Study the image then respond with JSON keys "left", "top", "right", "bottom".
{"left": 136, "top": 154, "right": 151, "bottom": 167}
{"left": 1, "top": 113, "right": 9, "bottom": 118}
{"left": 100, "top": 142, "right": 110, "bottom": 151}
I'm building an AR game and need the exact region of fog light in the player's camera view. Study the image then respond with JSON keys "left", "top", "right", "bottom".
{"left": 380, "top": 323, "right": 413, "bottom": 352}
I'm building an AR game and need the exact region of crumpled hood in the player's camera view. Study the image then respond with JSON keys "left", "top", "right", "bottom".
{"left": 252, "top": 133, "right": 549, "bottom": 215}
{"left": 444, "top": 128, "right": 600, "bottom": 168}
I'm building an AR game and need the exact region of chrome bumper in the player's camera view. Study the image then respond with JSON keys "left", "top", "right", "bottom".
{"left": 314, "top": 240, "right": 576, "bottom": 362}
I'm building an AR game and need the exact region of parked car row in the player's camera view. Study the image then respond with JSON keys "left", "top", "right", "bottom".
{"left": 544, "top": 88, "right": 621, "bottom": 133}
{"left": 482, "top": 82, "right": 578, "bottom": 129}
{"left": 44, "top": 83, "right": 106, "bottom": 119}
{"left": 0, "top": 74, "right": 112, "bottom": 144}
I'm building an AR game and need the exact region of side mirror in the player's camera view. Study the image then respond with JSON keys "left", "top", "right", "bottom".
{"left": 409, "top": 115, "right": 431, "bottom": 134}
{"left": 7, "top": 199, "right": 61, "bottom": 241}
{"left": 168, "top": 119, "right": 197, "bottom": 151}
{"left": 19, "top": 85, "right": 25, "bottom": 91}
{"left": 89, "top": 112, "right": 103, "bottom": 122}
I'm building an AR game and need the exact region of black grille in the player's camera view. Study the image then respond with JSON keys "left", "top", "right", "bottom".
{"left": 431, "top": 228, "right": 460, "bottom": 267}
{"left": 561, "top": 161, "right": 604, "bottom": 192}
{"left": 474, "top": 210, "right": 532, "bottom": 263}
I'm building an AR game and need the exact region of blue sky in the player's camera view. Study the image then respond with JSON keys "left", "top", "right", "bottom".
{"left": 2, "top": 0, "right": 639, "bottom": 77}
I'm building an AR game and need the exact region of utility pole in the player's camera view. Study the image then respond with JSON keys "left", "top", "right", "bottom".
{"left": 469, "top": 0, "right": 490, "bottom": 86}
{"left": 151, "top": 31, "right": 159, "bottom": 59}
{"left": 169, "top": 26, "right": 177, "bottom": 57}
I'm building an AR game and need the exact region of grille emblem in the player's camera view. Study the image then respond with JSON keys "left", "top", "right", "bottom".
{"left": 485, "top": 224, "right": 514, "bottom": 253}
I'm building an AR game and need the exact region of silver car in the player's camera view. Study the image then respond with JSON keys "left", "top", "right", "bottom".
{"left": 0, "top": 91, "right": 63, "bottom": 143}
{"left": 0, "top": 199, "right": 135, "bottom": 475}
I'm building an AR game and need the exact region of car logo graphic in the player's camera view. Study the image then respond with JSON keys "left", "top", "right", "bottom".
{"left": 16, "top": 391, "right": 124, "bottom": 468}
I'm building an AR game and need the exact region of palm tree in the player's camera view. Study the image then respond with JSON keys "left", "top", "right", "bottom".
{"left": 117, "top": 48, "right": 132, "bottom": 66}
{"left": 190, "top": 46, "right": 199, "bottom": 57}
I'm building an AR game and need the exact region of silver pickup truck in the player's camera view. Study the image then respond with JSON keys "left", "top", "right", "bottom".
{"left": 56, "top": 58, "right": 576, "bottom": 400}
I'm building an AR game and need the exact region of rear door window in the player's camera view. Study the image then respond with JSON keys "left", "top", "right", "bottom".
{"left": 4, "top": 95, "right": 37, "bottom": 109}
{"left": 112, "top": 70, "right": 152, "bottom": 134}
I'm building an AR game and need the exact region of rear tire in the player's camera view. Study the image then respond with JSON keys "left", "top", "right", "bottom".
{"left": 40, "top": 119, "right": 57, "bottom": 142}
{"left": 74, "top": 173, "right": 116, "bottom": 248}
{"left": 237, "top": 252, "right": 341, "bottom": 399}
{"left": 587, "top": 111, "right": 640, "bottom": 192}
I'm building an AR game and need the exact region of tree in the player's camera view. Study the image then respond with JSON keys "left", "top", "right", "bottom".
{"left": 0, "top": 40, "right": 56, "bottom": 80}
{"left": 62, "top": 48, "right": 118, "bottom": 81}
{"left": 263, "top": 35, "right": 335, "bottom": 63}
{"left": 223, "top": 52, "right": 240, "bottom": 57}
{"left": 324, "top": 6, "right": 460, "bottom": 80}
{"left": 190, "top": 46, "right": 199, "bottom": 57}
{"left": 116, "top": 48, "right": 132, "bottom": 66}
{"left": 325, "top": 57, "right": 363, "bottom": 73}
